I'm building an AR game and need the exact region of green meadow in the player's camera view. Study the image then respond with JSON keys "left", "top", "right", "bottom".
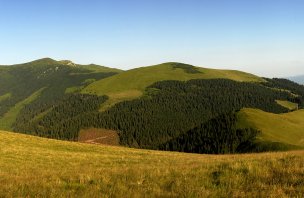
{"left": 276, "top": 100, "right": 299, "bottom": 110}
{"left": 0, "top": 93, "right": 11, "bottom": 103}
{"left": 0, "top": 88, "right": 45, "bottom": 130}
{"left": 238, "top": 108, "right": 304, "bottom": 147}
{"left": 83, "top": 62, "right": 263, "bottom": 109}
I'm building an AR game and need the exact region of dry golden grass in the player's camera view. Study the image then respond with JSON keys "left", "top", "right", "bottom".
{"left": 0, "top": 130, "right": 304, "bottom": 197}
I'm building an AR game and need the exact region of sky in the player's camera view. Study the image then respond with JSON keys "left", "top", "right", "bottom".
{"left": 0, "top": 0, "right": 303, "bottom": 77}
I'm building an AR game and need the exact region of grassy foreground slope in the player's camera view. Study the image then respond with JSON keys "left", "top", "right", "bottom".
{"left": 1, "top": 130, "right": 304, "bottom": 197}
{"left": 238, "top": 108, "right": 304, "bottom": 147}
{"left": 82, "top": 62, "right": 263, "bottom": 108}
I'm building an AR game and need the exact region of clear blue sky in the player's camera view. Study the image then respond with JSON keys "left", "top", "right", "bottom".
{"left": 0, "top": 0, "right": 303, "bottom": 77}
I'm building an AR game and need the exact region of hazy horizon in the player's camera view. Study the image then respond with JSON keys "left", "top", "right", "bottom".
{"left": 1, "top": 0, "right": 303, "bottom": 77}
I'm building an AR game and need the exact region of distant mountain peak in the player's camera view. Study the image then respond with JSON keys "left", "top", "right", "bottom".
{"left": 28, "top": 58, "right": 57, "bottom": 64}
{"left": 25, "top": 58, "right": 76, "bottom": 67}
{"left": 36, "top": 57, "right": 55, "bottom": 61}
{"left": 59, "top": 60, "right": 77, "bottom": 67}
{"left": 24, "top": 58, "right": 77, "bottom": 68}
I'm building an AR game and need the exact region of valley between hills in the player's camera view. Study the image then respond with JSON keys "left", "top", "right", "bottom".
{"left": 0, "top": 58, "right": 304, "bottom": 196}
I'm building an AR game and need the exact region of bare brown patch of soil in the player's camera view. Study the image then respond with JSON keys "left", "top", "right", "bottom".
{"left": 78, "top": 128, "right": 119, "bottom": 146}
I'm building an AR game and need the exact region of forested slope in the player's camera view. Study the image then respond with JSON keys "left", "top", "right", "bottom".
{"left": 0, "top": 58, "right": 120, "bottom": 130}
{"left": 14, "top": 78, "right": 303, "bottom": 153}
{"left": 2, "top": 59, "right": 304, "bottom": 154}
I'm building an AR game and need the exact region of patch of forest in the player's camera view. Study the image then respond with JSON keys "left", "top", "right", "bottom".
{"left": 263, "top": 78, "right": 304, "bottom": 107}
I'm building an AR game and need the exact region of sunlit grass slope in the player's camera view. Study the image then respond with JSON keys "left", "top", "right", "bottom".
{"left": 276, "top": 100, "right": 299, "bottom": 110}
{"left": 1, "top": 130, "right": 304, "bottom": 197}
{"left": 0, "top": 93, "right": 11, "bottom": 102}
{"left": 82, "top": 62, "right": 263, "bottom": 109}
{"left": 0, "top": 88, "right": 45, "bottom": 130}
{"left": 238, "top": 108, "right": 304, "bottom": 147}
{"left": 76, "top": 63, "right": 123, "bottom": 73}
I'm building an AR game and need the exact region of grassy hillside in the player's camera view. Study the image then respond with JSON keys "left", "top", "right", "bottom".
{"left": 76, "top": 63, "right": 123, "bottom": 73}
{"left": 2, "top": 59, "right": 303, "bottom": 155}
{"left": 0, "top": 58, "right": 120, "bottom": 131}
{"left": 0, "top": 88, "right": 45, "bottom": 130}
{"left": 82, "top": 62, "right": 263, "bottom": 109}
{"left": 238, "top": 108, "right": 304, "bottom": 147}
{"left": 0, "top": 93, "right": 11, "bottom": 102}
{"left": 276, "top": 100, "right": 298, "bottom": 110}
{"left": 6, "top": 58, "right": 122, "bottom": 73}
{"left": 0, "top": 130, "right": 303, "bottom": 197}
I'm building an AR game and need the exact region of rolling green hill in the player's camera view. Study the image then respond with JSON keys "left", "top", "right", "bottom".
{"left": 1, "top": 59, "right": 304, "bottom": 155}
{"left": 0, "top": 58, "right": 120, "bottom": 130}
{"left": 5, "top": 58, "right": 122, "bottom": 73}
{"left": 276, "top": 100, "right": 298, "bottom": 110}
{"left": 1, "top": 130, "right": 304, "bottom": 197}
{"left": 82, "top": 62, "right": 263, "bottom": 109}
{"left": 0, "top": 93, "right": 11, "bottom": 102}
{"left": 0, "top": 88, "right": 45, "bottom": 130}
{"left": 237, "top": 108, "right": 304, "bottom": 147}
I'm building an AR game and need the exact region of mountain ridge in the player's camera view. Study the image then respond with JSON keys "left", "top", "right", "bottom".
{"left": 0, "top": 58, "right": 303, "bottom": 154}
{"left": 0, "top": 58, "right": 123, "bottom": 73}
{"left": 82, "top": 62, "right": 263, "bottom": 109}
